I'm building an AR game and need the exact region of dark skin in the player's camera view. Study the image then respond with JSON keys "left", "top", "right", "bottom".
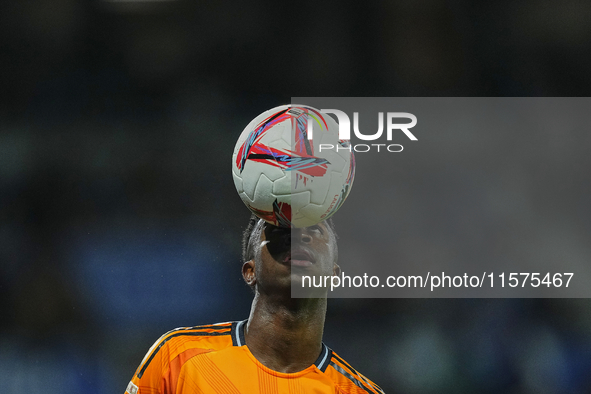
{"left": 241, "top": 220, "right": 340, "bottom": 373}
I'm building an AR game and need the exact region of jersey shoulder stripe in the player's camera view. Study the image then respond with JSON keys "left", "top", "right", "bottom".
{"left": 136, "top": 322, "right": 235, "bottom": 378}
{"left": 332, "top": 352, "right": 384, "bottom": 393}
{"left": 327, "top": 351, "right": 385, "bottom": 394}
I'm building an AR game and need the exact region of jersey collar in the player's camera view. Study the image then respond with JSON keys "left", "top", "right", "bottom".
{"left": 231, "top": 319, "right": 332, "bottom": 372}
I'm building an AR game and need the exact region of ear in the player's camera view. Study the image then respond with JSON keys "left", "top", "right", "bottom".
{"left": 242, "top": 260, "right": 257, "bottom": 286}
{"left": 332, "top": 262, "right": 341, "bottom": 277}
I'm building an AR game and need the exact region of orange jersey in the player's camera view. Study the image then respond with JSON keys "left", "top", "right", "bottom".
{"left": 125, "top": 320, "right": 385, "bottom": 394}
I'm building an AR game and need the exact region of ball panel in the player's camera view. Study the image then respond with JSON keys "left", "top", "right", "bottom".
{"left": 252, "top": 173, "right": 276, "bottom": 208}
{"left": 238, "top": 162, "right": 284, "bottom": 200}
{"left": 232, "top": 171, "right": 243, "bottom": 193}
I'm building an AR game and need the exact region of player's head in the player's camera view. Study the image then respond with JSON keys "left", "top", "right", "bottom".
{"left": 241, "top": 214, "right": 339, "bottom": 294}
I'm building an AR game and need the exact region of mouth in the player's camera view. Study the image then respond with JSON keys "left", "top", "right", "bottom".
{"left": 283, "top": 248, "right": 315, "bottom": 267}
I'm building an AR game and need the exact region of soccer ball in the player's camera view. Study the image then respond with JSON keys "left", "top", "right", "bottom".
{"left": 231, "top": 105, "right": 355, "bottom": 228}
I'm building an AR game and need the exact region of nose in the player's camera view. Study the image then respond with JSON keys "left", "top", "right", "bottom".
{"left": 291, "top": 228, "right": 312, "bottom": 244}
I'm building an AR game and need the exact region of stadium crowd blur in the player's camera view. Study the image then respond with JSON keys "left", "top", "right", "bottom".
{"left": 2, "top": 1, "right": 591, "bottom": 393}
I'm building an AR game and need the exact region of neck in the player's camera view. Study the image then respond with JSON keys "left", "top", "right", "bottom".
{"left": 244, "top": 292, "right": 327, "bottom": 373}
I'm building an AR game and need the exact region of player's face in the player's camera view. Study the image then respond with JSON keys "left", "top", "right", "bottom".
{"left": 244, "top": 220, "right": 339, "bottom": 294}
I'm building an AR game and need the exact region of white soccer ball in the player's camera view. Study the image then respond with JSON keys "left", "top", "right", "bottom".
{"left": 231, "top": 105, "right": 355, "bottom": 228}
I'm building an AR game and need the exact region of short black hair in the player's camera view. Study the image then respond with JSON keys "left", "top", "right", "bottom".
{"left": 241, "top": 214, "right": 263, "bottom": 263}
{"left": 241, "top": 214, "right": 338, "bottom": 263}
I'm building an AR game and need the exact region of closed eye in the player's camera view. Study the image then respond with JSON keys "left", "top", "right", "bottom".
{"left": 308, "top": 225, "right": 323, "bottom": 234}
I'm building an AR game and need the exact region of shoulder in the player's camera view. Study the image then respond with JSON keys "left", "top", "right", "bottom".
{"left": 149, "top": 321, "right": 237, "bottom": 355}
{"left": 323, "top": 349, "right": 385, "bottom": 394}
{"left": 128, "top": 321, "right": 238, "bottom": 390}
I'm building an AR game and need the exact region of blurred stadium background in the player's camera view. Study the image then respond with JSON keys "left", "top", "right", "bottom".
{"left": 1, "top": 0, "right": 591, "bottom": 393}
